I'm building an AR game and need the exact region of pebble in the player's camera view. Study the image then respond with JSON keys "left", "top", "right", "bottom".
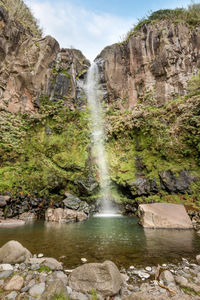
{"left": 145, "top": 266, "right": 152, "bottom": 272}
{"left": 38, "top": 253, "right": 44, "bottom": 258}
{"left": 81, "top": 258, "right": 87, "bottom": 263}
{"left": 129, "top": 265, "right": 135, "bottom": 270}
{"left": 0, "top": 270, "right": 13, "bottom": 279}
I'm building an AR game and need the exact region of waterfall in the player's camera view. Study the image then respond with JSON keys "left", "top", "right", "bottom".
{"left": 84, "top": 62, "right": 114, "bottom": 214}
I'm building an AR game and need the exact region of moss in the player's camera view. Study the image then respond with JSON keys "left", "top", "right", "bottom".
{"left": 38, "top": 265, "right": 52, "bottom": 273}
{"left": 107, "top": 135, "right": 136, "bottom": 186}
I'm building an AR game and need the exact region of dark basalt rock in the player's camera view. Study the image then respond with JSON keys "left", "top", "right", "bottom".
{"left": 76, "top": 176, "right": 99, "bottom": 196}
{"left": 159, "top": 170, "right": 196, "bottom": 194}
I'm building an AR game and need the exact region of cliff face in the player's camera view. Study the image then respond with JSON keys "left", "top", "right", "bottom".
{"left": 97, "top": 20, "right": 200, "bottom": 107}
{"left": 0, "top": 5, "right": 89, "bottom": 113}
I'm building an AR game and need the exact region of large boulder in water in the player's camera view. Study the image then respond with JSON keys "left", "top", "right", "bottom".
{"left": 138, "top": 203, "right": 193, "bottom": 229}
{"left": 0, "top": 241, "right": 32, "bottom": 264}
{"left": 45, "top": 208, "right": 87, "bottom": 223}
{"left": 68, "top": 260, "right": 123, "bottom": 296}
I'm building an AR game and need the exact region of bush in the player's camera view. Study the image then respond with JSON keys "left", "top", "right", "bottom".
{"left": 0, "top": 0, "right": 42, "bottom": 37}
{"left": 123, "top": 4, "right": 200, "bottom": 42}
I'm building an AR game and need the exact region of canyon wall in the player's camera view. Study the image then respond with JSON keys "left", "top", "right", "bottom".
{"left": 97, "top": 20, "right": 200, "bottom": 108}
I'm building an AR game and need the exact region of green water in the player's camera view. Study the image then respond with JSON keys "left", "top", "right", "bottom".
{"left": 0, "top": 216, "right": 200, "bottom": 269}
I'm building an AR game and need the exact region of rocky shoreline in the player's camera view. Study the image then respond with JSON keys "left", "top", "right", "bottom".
{"left": 0, "top": 241, "right": 200, "bottom": 299}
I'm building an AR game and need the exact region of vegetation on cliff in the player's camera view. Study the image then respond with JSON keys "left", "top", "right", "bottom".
{"left": 0, "top": 0, "right": 42, "bottom": 37}
{"left": 124, "top": 3, "right": 200, "bottom": 41}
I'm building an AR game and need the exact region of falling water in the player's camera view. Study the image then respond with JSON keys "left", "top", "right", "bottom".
{"left": 84, "top": 62, "right": 114, "bottom": 214}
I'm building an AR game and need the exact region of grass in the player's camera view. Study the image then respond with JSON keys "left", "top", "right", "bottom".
{"left": 121, "top": 4, "right": 200, "bottom": 42}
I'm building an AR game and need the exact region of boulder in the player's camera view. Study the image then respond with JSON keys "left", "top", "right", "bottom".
{"left": 4, "top": 275, "right": 24, "bottom": 291}
{"left": 19, "top": 212, "right": 37, "bottom": 221}
{"left": 0, "top": 241, "right": 32, "bottom": 264}
{"left": 42, "top": 257, "right": 63, "bottom": 271}
{"left": 29, "top": 282, "right": 46, "bottom": 297}
{"left": 68, "top": 260, "right": 123, "bottom": 297}
{"left": 41, "top": 279, "right": 69, "bottom": 300}
{"left": 63, "top": 193, "right": 82, "bottom": 210}
{"left": 45, "top": 208, "right": 87, "bottom": 223}
{"left": 138, "top": 203, "right": 193, "bottom": 229}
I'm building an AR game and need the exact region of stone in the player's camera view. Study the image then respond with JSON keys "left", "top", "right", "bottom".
{"left": 0, "top": 241, "right": 32, "bottom": 264}
{"left": 175, "top": 275, "right": 188, "bottom": 286}
{"left": 196, "top": 254, "right": 200, "bottom": 265}
{"left": 4, "top": 275, "right": 24, "bottom": 291}
{"left": 63, "top": 193, "right": 82, "bottom": 210}
{"left": 0, "top": 270, "right": 13, "bottom": 279}
{"left": 0, "top": 219, "right": 25, "bottom": 227}
{"left": 68, "top": 260, "right": 123, "bottom": 297}
{"left": 41, "top": 279, "right": 68, "bottom": 300}
{"left": 137, "top": 271, "right": 150, "bottom": 279}
{"left": 19, "top": 212, "right": 36, "bottom": 221}
{"left": 53, "top": 271, "right": 68, "bottom": 285}
{"left": 38, "top": 253, "right": 44, "bottom": 258}
{"left": 138, "top": 203, "right": 193, "bottom": 229}
{"left": 29, "top": 282, "right": 46, "bottom": 297}
{"left": 28, "top": 257, "right": 45, "bottom": 264}
{"left": 159, "top": 270, "right": 174, "bottom": 284}
{"left": 42, "top": 257, "right": 63, "bottom": 270}
{"left": 45, "top": 208, "right": 87, "bottom": 223}
{"left": 6, "top": 291, "right": 18, "bottom": 299}
{"left": 69, "top": 291, "right": 89, "bottom": 300}
{"left": 0, "top": 264, "right": 13, "bottom": 271}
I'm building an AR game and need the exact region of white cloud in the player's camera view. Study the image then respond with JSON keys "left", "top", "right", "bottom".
{"left": 25, "top": 0, "right": 135, "bottom": 61}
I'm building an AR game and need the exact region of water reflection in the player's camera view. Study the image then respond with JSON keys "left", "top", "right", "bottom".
{"left": 0, "top": 217, "right": 200, "bottom": 268}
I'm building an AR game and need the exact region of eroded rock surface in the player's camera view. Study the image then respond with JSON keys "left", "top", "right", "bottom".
{"left": 97, "top": 21, "right": 200, "bottom": 107}
{"left": 45, "top": 207, "right": 87, "bottom": 223}
{"left": 0, "top": 241, "right": 32, "bottom": 264}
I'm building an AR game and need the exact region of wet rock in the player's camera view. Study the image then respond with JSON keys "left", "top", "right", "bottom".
{"left": 159, "top": 170, "right": 195, "bottom": 194}
{"left": 68, "top": 260, "right": 123, "bottom": 297}
{"left": 4, "top": 275, "right": 24, "bottom": 291}
{"left": 29, "top": 282, "right": 46, "bottom": 297}
{"left": 19, "top": 212, "right": 37, "bottom": 221}
{"left": 41, "top": 279, "right": 68, "bottom": 300}
{"left": 63, "top": 193, "right": 82, "bottom": 210}
{"left": 76, "top": 176, "right": 99, "bottom": 196}
{"left": 138, "top": 203, "right": 193, "bottom": 229}
{"left": 45, "top": 208, "right": 87, "bottom": 223}
{"left": 159, "top": 270, "right": 174, "bottom": 284}
{"left": 0, "top": 241, "right": 32, "bottom": 264}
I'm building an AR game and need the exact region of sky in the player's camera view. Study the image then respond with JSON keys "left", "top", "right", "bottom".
{"left": 25, "top": 0, "right": 194, "bottom": 61}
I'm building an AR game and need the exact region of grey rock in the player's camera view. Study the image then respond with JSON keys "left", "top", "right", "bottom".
{"left": 68, "top": 260, "right": 123, "bottom": 297}
{"left": 159, "top": 270, "right": 174, "bottom": 284}
{"left": 42, "top": 257, "right": 63, "bottom": 271}
{"left": 53, "top": 271, "right": 68, "bottom": 285}
{"left": 40, "top": 279, "right": 68, "bottom": 300}
{"left": 69, "top": 291, "right": 89, "bottom": 300}
{"left": 6, "top": 291, "right": 18, "bottom": 299}
{"left": 0, "top": 241, "right": 32, "bottom": 264}
{"left": 0, "top": 270, "right": 12, "bottom": 279}
{"left": 175, "top": 276, "right": 188, "bottom": 286}
{"left": 196, "top": 254, "right": 200, "bottom": 265}
{"left": 63, "top": 193, "right": 82, "bottom": 210}
{"left": 29, "top": 282, "right": 45, "bottom": 297}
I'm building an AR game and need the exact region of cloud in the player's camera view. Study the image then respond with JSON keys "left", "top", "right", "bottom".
{"left": 25, "top": 0, "right": 135, "bottom": 61}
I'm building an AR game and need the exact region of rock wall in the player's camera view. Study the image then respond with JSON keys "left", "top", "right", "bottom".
{"left": 0, "top": 5, "right": 89, "bottom": 113}
{"left": 97, "top": 20, "right": 200, "bottom": 107}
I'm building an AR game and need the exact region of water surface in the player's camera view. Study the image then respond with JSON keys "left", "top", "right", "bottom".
{"left": 0, "top": 216, "right": 200, "bottom": 269}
